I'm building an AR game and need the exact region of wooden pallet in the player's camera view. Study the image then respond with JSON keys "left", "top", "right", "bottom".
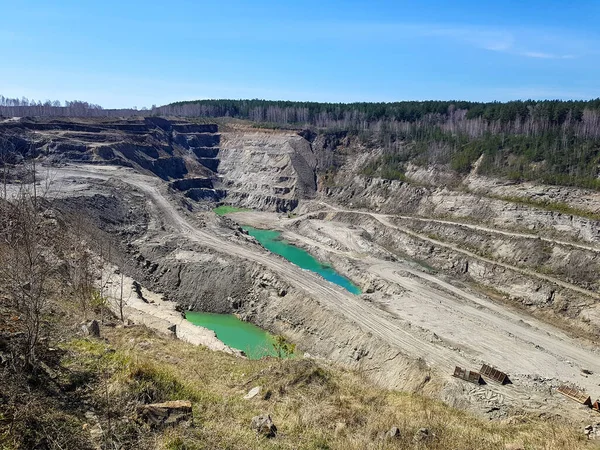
{"left": 480, "top": 364, "right": 509, "bottom": 384}
{"left": 453, "top": 366, "right": 483, "bottom": 384}
{"left": 557, "top": 385, "right": 592, "bottom": 406}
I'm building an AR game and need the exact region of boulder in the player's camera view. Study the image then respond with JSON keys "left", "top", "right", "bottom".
{"left": 386, "top": 426, "right": 401, "bottom": 439}
{"left": 137, "top": 400, "right": 193, "bottom": 428}
{"left": 584, "top": 423, "right": 600, "bottom": 440}
{"left": 81, "top": 320, "right": 100, "bottom": 337}
{"left": 132, "top": 281, "right": 148, "bottom": 303}
{"left": 250, "top": 414, "right": 277, "bottom": 438}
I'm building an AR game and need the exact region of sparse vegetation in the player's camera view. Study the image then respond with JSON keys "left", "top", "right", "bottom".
{"left": 7, "top": 95, "right": 600, "bottom": 190}
{"left": 51, "top": 327, "right": 594, "bottom": 449}
{"left": 362, "top": 155, "right": 408, "bottom": 182}
{"left": 0, "top": 191, "right": 591, "bottom": 448}
{"left": 1, "top": 111, "right": 599, "bottom": 448}
{"left": 272, "top": 334, "right": 296, "bottom": 359}
{"left": 489, "top": 194, "right": 600, "bottom": 221}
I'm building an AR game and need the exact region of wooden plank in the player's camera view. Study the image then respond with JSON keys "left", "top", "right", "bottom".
{"left": 592, "top": 400, "right": 600, "bottom": 412}
{"left": 480, "top": 364, "right": 508, "bottom": 384}
{"left": 557, "top": 385, "right": 592, "bottom": 406}
{"left": 453, "top": 366, "right": 482, "bottom": 384}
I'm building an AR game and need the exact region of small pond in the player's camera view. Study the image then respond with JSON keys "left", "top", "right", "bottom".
{"left": 213, "top": 205, "right": 250, "bottom": 216}
{"left": 185, "top": 312, "right": 276, "bottom": 359}
{"left": 242, "top": 226, "right": 361, "bottom": 295}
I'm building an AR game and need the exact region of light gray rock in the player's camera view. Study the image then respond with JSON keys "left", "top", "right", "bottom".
{"left": 413, "top": 427, "right": 432, "bottom": 443}
{"left": 378, "top": 426, "right": 401, "bottom": 441}
{"left": 81, "top": 320, "right": 100, "bottom": 337}
{"left": 244, "top": 386, "right": 261, "bottom": 400}
{"left": 250, "top": 414, "right": 277, "bottom": 438}
{"left": 386, "top": 426, "right": 401, "bottom": 439}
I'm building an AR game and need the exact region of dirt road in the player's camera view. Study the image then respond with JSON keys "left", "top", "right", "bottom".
{"left": 237, "top": 209, "right": 600, "bottom": 394}
{"left": 317, "top": 201, "right": 600, "bottom": 301}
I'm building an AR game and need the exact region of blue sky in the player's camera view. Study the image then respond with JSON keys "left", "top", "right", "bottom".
{"left": 1, "top": 0, "right": 599, "bottom": 108}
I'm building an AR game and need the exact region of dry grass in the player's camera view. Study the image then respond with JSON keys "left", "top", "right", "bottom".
{"left": 57, "top": 325, "right": 594, "bottom": 450}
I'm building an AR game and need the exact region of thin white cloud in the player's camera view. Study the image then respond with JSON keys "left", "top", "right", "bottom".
{"left": 407, "top": 24, "right": 589, "bottom": 60}
{"left": 306, "top": 21, "right": 594, "bottom": 61}
{"left": 482, "top": 41, "right": 513, "bottom": 52}
{"left": 413, "top": 24, "right": 515, "bottom": 53}
{"left": 517, "top": 51, "right": 576, "bottom": 59}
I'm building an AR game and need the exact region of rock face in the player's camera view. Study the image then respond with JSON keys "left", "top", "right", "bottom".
{"left": 219, "top": 130, "right": 318, "bottom": 212}
{"left": 584, "top": 423, "right": 600, "bottom": 440}
{"left": 137, "top": 400, "right": 193, "bottom": 428}
{"left": 322, "top": 156, "right": 600, "bottom": 326}
{"left": 378, "top": 426, "right": 401, "bottom": 440}
{"left": 413, "top": 427, "right": 432, "bottom": 443}
{"left": 3, "top": 118, "right": 326, "bottom": 212}
{"left": 250, "top": 414, "right": 277, "bottom": 438}
{"left": 81, "top": 320, "right": 100, "bottom": 337}
{"left": 244, "top": 386, "right": 261, "bottom": 400}
{"left": 330, "top": 172, "right": 600, "bottom": 246}
{"left": 0, "top": 117, "right": 223, "bottom": 200}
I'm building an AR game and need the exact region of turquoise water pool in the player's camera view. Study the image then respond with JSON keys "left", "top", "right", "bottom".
{"left": 185, "top": 312, "right": 276, "bottom": 359}
{"left": 242, "top": 226, "right": 361, "bottom": 295}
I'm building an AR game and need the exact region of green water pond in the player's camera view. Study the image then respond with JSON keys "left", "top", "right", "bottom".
{"left": 213, "top": 205, "right": 251, "bottom": 216}
{"left": 188, "top": 220, "right": 360, "bottom": 358}
{"left": 243, "top": 226, "right": 361, "bottom": 295}
{"left": 185, "top": 312, "right": 277, "bottom": 359}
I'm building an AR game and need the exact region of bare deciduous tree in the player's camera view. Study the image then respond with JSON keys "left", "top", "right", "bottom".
{"left": 0, "top": 161, "right": 53, "bottom": 368}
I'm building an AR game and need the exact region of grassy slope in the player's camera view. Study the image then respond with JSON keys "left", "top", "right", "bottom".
{"left": 57, "top": 325, "right": 591, "bottom": 450}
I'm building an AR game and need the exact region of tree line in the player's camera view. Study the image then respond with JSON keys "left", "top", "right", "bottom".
{"left": 158, "top": 98, "right": 600, "bottom": 128}
{"left": 4, "top": 95, "right": 600, "bottom": 190}
{"left": 156, "top": 99, "right": 600, "bottom": 191}
{"left": 0, "top": 95, "right": 149, "bottom": 118}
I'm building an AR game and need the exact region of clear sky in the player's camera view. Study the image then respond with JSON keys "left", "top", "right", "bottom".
{"left": 1, "top": 0, "right": 599, "bottom": 108}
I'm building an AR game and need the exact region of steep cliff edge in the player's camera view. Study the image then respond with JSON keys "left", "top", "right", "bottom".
{"left": 0, "top": 117, "right": 221, "bottom": 181}
{"left": 218, "top": 129, "right": 317, "bottom": 211}
{"left": 0, "top": 118, "right": 325, "bottom": 212}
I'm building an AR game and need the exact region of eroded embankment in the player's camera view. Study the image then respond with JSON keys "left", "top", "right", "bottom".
{"left": 329, "top": 175, "right": 600, "bottom": 244}
{"left": 101, "top": 267, "right": 239, "bottom": 355}
{"left": 124, "top": 237, "right": 436, "bottom": 395}
{"left": 328, "top": 210, "right": 600, "bottom": 326}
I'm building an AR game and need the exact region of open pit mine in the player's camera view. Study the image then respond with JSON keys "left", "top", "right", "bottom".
{"left": 4, "top": 115, "right": 600, "bottom": 425}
